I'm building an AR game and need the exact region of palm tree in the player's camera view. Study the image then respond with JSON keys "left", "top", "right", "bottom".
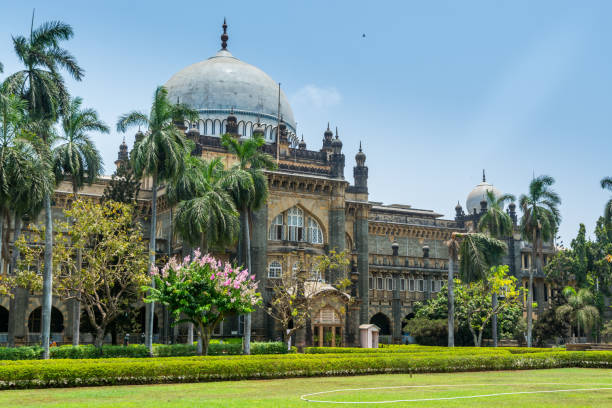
{"left": 5, "top": 14, "right": 83, "bottom": 359}
{"left": 169, "top": 156, "right": 240, "bottom": 252}
{"left": 556, "top": 287, "right": 599, "bottom": 341}
{"left": 519, "top": 175, "right": 561, "bottom": 347}
{"left": 117, "top": 86, "right": 197, "bottom": 353}
{"left": 478, "top": 190, "right": 516, "bottom": 238}
{"left": 477, "top": 190, "right": 516, "bottom": 346}
{"left": 53, "top": 96, "right": 107, "bottom": 346}
{"left": 601, "top": 177, "right": 612, "bottom": 238}
{"left": 445, "top": 231, "right": 506, "bottom": 347}
{"left": 221, "top": 133, "right": 276, "bottom": 354}
{"left": 0, "top": 93, "right": 54, "bottom": 346}
{"left": 53, "top": 96, "right": 107, "bottom": 195}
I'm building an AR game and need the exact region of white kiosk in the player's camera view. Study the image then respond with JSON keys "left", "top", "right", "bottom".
{"left": 359, "top": 324, "right": 380, "bottom": 348}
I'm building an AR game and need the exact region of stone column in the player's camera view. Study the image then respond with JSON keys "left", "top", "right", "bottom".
{"left": 8, "top": 287, "right": 29, "bottom": 345}
{"left": 250, "top": 204, "right": 268, "bottom": 339}
{"left": 354, "top": 208, "right": 369, "bottom": 325}
{"left": 328, "top": 185, "right": 346, "bottom": 272}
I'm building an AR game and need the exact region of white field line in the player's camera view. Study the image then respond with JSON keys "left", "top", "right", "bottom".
{"left": 300, "top": 383, "right": 612, "bottom": 404}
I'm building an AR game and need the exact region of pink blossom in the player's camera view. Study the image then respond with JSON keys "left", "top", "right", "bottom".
{"left": 150, "top": 265, "right": 159, "bottom": 276}
{"left": 210, "top": 274, "right": 215, "bottom": 280}
{"left": 193, "top": 248, "right": 201, "bottom": 259}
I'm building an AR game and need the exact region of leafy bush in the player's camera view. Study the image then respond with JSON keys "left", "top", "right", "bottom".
{"left": 0, "top": 350, "right": 609, "bottom": 389}
{"left": 403, "top": 318, "right": 449, "bottom": 346}
{"left": 0, "top": 347, "right": 42, "bottom": 360}
{"left": 0, "top": 342, "right": 291, "bottom": 360}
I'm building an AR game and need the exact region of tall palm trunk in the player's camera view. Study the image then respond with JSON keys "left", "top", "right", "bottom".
{"left": 447, "top": 257, "right": 455, "bottom": 347}
{"left": 72, "top": 185, "right": 81, "bottom": 346}
{"left": 0, "top": 210, "right": 4, "bottom": 274}
{"left": 8, "top": 215, "right": 23, "bottom": 347}
{"left": 492, "top": 293, "right": 498, "bottom": 347}
{"left": 145, "top": 174, "right": 158, "bottom": 354}
{"left": 527, "top": 229, "right": 536, "bottom": 348}
{"left": 41, "top": 193, "right": 53, "bottom": 359}
{"left": 241, "top": 208, "right": 252, "bottom": 355}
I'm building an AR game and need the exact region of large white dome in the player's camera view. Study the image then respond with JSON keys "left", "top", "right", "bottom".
{"left": 164, "top": 48, "right": 296, "bottom": 136}
{"left": 466, "top": 175, "right": 502, "bottom": 215}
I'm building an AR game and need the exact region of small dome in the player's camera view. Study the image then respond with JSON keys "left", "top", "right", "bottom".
{"left": 324, "top": 123, "right": 333, "bottom": 140}
{"left": 355, "top": 143, "right": 366, "bottom": 165}
{"left": 298, "top": 135, "right": 306, "bottom": 150}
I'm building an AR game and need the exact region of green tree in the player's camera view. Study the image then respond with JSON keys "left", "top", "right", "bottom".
{"left": 477, "top": 190, "right": 516, "bottom": 238}
{"left": 477, "top": 189, "right": 515, "bottom": 346}
{"left": 168, "top": 156, "right": 240, "bottom": 252}
{"left": 53, "top": 96, "right": 107, "bottom": 196}
{"left": 445, "top": 232, "right": 506, "bottom": 347}
{"left": 146, "top": 252, "right": 261, "bottom": 355}
{"left": 5, "top": 14, "right": 83, "bottom": 359}
{"left": 52, "top": 96, "right": 107, "bottom": 346}
{"left": 556, "top": 286, "right": 599, "bottom": 341}
{"left": 15, "top": 200, "right": 149, "bottom": 348}
{"left": 102, "top": 162, "right": 141, "bottom": 204}
{"left": 455, "top": 265, "right": 521, "bottom": 347}
{"left": 519, "top": 175, "right": 561, "bottom": 347}
{"left": 601, "top": 177, "right": 612, "bottom": 238}
{"left": 116, "top": 85, "right": 197, "bottom": 353}
{"left": 221, "top": 133, "right": 276, "bottom": 354}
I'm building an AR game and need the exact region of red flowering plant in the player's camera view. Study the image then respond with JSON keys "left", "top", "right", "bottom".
{"left": 145, "top": 249, "right": 261, "bottom": 355}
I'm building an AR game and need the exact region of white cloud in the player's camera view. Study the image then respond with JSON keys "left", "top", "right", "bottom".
{"left": 291, "top": 85, "right": 342, "bottom": 110}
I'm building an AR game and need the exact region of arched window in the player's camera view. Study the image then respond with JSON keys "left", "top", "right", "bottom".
{"left": 269, "top": 214, "right": 284, "bottom": 240}
{"left": 308, "top": 218, "right": 323, "bottom": 244}
{"left": 287, "top": 207, "right": 304, "bottom": 241}
{"left": 268, "top": 261, "right": 282, "bottom": 278}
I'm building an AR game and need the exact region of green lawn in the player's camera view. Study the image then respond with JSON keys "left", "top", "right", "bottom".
{"left": 0, "top": 368, "right": 611, "bottom": 407}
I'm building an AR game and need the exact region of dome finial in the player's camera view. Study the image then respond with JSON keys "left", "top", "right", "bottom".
{"left": 221, "top": 18, "right": 228, "bottom": 50}
{"left": 335, "top": 126, "right": 339, "bottom": 138}
{"left": 482, "top": 169, "right": 486, "bottom": 182}
{"left": 359, "top": 141, "right": 362, "bottom": 152}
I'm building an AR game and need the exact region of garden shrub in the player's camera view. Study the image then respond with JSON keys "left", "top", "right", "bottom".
{"left": 0, "top": 350, "right": 609, "bottom": 389}
{"left": 0, "top": 342, "right": 290, "bottom": 360}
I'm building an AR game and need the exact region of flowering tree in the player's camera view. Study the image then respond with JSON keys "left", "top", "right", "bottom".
{"left": 146, "top": 251, "right": 261, "bottom": 355}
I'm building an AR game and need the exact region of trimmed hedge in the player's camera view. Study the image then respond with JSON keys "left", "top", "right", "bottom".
{"left": 0, "top": 350, "right": 609, "bottom": 389}
{"left": 0, "top": 342, "right": 291, "bottom": 360}
{"left": 305, "top": 345, "right": 552, "bottom": 354}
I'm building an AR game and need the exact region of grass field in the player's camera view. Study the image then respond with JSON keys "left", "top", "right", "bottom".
{"left": 0, "top": 368, "right": 610, "bottom": 407}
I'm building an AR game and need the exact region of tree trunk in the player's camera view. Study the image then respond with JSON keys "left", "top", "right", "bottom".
{"left": 447, "top": 257, "right": 455, "bottom": 347}
{"left": 41, "top": 194, "right": 53, "bottom": 359}
{"left": 94, "top": 328, "right": 105, "bottom": 349}
{"left": 241, "top": 208, "right": 252, "bottom": 355}
{"left": 577, "top": 319, "right": 581, "bottom": 342}
{"left": 7, "top": 215, "right": 22, "bottom": 347}
{"left": 72, "top": 249, "right": 82, "bottom": 346}
{"left": 0, "top": 211, "right": 4, "bottom": 274}
{"left": 492, "top": 293, "right": 498, "bottom": 347}
{"left": 198, "top": 323, "right": 211, "bottom": 356}
{"left": 477, "top": 329, "right": 483, "bottom": 347}
{"left": 527, "top": 229, "right": 537, "bottom": 348}
{"left": 187, "top": 322, "right": 194, "bottom": 345}
{"left": 145, "top": 174, "right": 158, "bottom": 355}
{"left": 9, "top": 215, "right": 22, "bottom": 273}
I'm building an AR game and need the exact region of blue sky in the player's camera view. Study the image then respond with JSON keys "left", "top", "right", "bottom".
{"left": 1, "top": 1, "right": 610, "bottom": 244}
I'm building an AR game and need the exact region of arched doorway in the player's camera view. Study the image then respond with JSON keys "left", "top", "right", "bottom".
{"left": 28, "top": 307, "right": 64, "bottom": 343}
{"left": 0, "top": 306, "right": 8, "bottom": 336}
{"left": 370, "top": 313, "right": 391, "bottom": 336}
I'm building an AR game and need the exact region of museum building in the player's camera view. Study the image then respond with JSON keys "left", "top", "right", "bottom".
{"left": 0, "top": 22, "right": 555, "bottom": 346}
